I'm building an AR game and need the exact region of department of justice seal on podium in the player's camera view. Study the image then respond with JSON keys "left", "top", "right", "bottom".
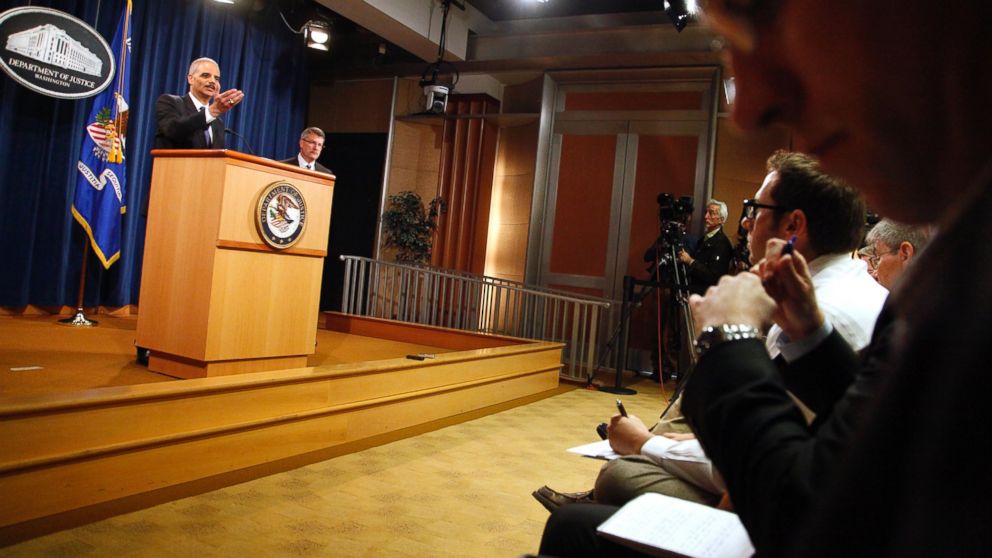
{"left": 256, "top": 181, "right": 307, "bottom": 249}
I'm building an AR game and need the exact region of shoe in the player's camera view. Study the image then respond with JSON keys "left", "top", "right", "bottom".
{"left": 531, "top": 485, "right": 595, "bottom": 513}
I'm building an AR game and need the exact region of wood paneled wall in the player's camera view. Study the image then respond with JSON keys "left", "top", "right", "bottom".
{"left": 483, "top": 78, "right": 543, "bottom": 282}
{"left": 710, "top": 119, "right": 792, "bottom": 247}
{"left": 308, "top": 79, "right": 394, "bottom": 134}
{"left": 307, "top": 77, "right": 793, "bottom": 276}
{"left": 433, "top": 94, "right": 500, "bottom": 274}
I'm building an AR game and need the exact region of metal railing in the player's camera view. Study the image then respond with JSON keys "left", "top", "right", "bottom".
{"left": 339, "top": 256, "right": 613, "bottom": 381}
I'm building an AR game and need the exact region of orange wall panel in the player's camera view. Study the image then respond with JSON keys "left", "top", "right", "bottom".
{"left": 627, "top": 135, "right": 698, "bottom": 277}
{"left": 549, "top": 135, "right": 617, "bottom": 276}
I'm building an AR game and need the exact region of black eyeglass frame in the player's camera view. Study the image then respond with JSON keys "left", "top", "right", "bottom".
{"left": 742, "top": 198, "right": 788, "bottom": 220}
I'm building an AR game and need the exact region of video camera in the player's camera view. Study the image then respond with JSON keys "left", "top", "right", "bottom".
{"left": 656, "top": 193, "right": 695, "bottom": 248}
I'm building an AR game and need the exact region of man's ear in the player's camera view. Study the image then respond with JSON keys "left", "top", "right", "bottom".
{"left": 898, "top": 240, "right": 915, "bottom": 261}
{"left": 783, "top": 209, "right": 807, "bottom": 236}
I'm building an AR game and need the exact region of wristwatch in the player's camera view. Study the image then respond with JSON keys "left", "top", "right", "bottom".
{"left": 694, "top": 324, "right": 763, "bottom": 356}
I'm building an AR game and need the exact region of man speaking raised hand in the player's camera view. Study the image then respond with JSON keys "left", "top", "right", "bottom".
{"left": 154, "top": 57, "right": 244, "bottom": 150}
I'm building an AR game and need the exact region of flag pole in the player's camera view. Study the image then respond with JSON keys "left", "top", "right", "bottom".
{"left": 58, "top": 239, "right": 99, "bottom": 327}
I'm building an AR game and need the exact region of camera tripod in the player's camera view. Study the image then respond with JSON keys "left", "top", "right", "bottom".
{"left": 596, "top": 240, "right": 697, "bottom": 396}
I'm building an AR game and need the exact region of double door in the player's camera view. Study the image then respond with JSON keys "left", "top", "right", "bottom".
{"left": 539, "top": 119, "right": 711, "bottom": 303}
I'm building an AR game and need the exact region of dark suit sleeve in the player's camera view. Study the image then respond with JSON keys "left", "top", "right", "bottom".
{"left": 687, "top": 230, "right": 734, "bottom": 288}
{"left": 682, "top": 320, "right": 890, "bottom": 558}
{"left": 211, "top": 118, "right": 225, "bottom": 149}
{"left": 155, "top": 95, "right": 209, "bottom": 148}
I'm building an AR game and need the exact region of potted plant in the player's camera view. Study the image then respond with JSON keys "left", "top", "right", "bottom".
{"left": 382, "top": 191, "right": 446, "bottom": 264}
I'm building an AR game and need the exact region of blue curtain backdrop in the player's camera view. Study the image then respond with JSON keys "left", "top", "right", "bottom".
{"left": 0, "top": 0, "right": 311, "bottom": 307}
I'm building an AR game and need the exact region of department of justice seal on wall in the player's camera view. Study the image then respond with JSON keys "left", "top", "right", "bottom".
{"left": 256, "top": 182, "right": 307, "bottom": 249}
{"left": 0, "top": 7, "right": 115, "bottom": 99}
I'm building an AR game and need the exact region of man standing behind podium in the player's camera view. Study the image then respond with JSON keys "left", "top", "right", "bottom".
{"left": 154, "top": 57, "right": 244, "bottom": 149}
{"left": 281, "top": 127, "right": 332, "bottom": 173}
{"left": 139, "top": 57, "right": 244, "bottom": 366}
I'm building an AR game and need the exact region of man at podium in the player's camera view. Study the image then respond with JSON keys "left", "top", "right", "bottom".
{"left": 139, "top": 56, "right": 245, "bottom": 365}
{"left": 281, "top": 127, "right": 332, "bottom": 174}
{"left": 154, "top": 57, "right": 244, "bottom": 149}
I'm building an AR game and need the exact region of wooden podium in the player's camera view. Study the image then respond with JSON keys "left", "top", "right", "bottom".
{"left": 136, "top": 150, "right": 335, "bottom": 379}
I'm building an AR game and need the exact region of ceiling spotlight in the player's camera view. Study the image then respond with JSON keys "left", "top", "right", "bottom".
{"left": 664, "top": 0, "right": 697, "bottom": 32}
{"left": 303, "top": 19, "right": 330, "bottom": 51}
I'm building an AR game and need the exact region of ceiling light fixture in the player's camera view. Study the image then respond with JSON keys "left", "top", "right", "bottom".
{"left": 212, "top": 0, "right": 236, "bottom": 4}
{"left": 303, "top": 19, "right": 331, "bottom": 51}
{"left": 279, "top": 11, "right": 332, "bottom": 52}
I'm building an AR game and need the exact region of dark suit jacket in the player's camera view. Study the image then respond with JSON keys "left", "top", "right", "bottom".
{"left": 685, "top": 228, "right": 733, "bottom": 295}
{"left": 793, "top": 177, "right": 992, "bottom": 558}
{"left": 683, "top": 305, "right": 894, "bottom": 557}
{"left": 279, "top": 156, "right": 332, "bottom": 174}
{"left": 684, "top": 173, "right": 992, "bottom": 557}
{"left": 154, "top": 94, "right": 225, "bottom": 150}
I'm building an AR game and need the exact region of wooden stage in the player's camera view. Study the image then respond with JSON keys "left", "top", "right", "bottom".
{"left": 0, "top": 312, "right": 563, "bottom": 545}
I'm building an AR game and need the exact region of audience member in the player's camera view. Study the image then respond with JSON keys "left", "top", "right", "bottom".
{"left": 538, "top": 0, "right": 991, "bottom": 556}
{"left": 534, "top": 152, "right": 886, "bottom": 513}
{"left": 674, "top": 1, "right": 991, "bottom": 557}
{"left": 863, "top": 218, "right": 931, "bottom": 289}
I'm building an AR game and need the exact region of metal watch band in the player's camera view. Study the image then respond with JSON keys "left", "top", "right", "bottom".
{"left": 694, "top": 324, "right": 763, "bottom": 356}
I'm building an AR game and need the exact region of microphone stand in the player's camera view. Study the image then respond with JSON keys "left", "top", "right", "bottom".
{"left": 224, "top": 128, "right": 256, "bottom": 155}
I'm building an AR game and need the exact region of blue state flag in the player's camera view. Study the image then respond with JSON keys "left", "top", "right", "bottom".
{"left": 72, "top": 0, "right": 132, "bottom": 269}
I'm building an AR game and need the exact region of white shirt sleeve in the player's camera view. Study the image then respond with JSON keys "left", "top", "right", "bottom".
{"left": 777, "top": 320, "right": 835, "bottom": 363}
{"left": 640, "top": 436, "right": 726, "bottom": 495}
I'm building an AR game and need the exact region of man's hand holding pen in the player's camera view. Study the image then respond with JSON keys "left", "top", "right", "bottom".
{"left": 607, "top": 413, "right": 653, "bottom": 456}
{"left": 756, "top": 237, "right": 824, "bottom": 341}
{"left": 689, "top": 236, "right": 825, "bottom": 342}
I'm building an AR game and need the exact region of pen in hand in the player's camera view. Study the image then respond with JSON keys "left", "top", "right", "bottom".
{"left": 782, "top": 235, "right": 798, "bottom": 255}
{"left": 616, "top": 399, "right": 628, "bottom": 418}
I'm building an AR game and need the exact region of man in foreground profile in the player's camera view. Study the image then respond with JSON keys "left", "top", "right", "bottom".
{"left": 538, "top": 0, "right": 992, "bottom": 556}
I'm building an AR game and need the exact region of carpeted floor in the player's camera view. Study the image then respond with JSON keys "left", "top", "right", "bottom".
{"left": 2, "top": 372, "right": 671, "bottom": 557}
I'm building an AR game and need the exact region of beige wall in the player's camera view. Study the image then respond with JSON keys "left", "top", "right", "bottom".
{"left": 485, "top": 122, "right": 538, "bottom": 282}
{"left": 482, "top": 78, "right": 543, "bottom": 282}
{"left": 308, "top": 79, "right": 395, "bottom": 134}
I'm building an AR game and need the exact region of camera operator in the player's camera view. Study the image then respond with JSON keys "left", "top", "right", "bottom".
{"left": 676, "top": 200, "right": 734, "bottom": 295}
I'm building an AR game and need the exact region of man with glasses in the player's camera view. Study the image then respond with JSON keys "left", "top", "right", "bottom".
{"left": 281, "top": 127, "right": 331, "bottom": 173}
{"left": 534, "top": 151, "right": 885, "bottom": 523}
{"left": 862, "top": 219, "right": 931, "bottom": 290}
{"left": 681, "top": 1, "right": 991, "bottom": 557}
{"left": 538, "top": 0, "right": 990, "bottom": 555}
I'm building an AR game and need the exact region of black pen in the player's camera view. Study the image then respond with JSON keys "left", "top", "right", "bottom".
{"left": 783, "top": 235, "right": 798, "bottom": 255}
{"left": 616, "top": 399, "right": 628, "bottom": 418}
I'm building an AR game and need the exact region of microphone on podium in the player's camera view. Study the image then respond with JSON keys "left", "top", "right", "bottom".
{"left": 224, "top": 128, "right": 255, "bottom": 155}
